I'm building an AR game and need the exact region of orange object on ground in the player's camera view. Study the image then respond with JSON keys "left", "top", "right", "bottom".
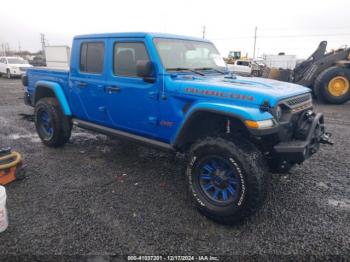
{"left": 0, "top": 151, "right": 22, "bottom": 185}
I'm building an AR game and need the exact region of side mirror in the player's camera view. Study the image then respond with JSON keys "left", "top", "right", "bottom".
{"left": 136, "top": 60, "right": 155, "bottom": 83}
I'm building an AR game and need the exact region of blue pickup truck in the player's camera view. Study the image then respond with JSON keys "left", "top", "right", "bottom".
{"left": 22, "top": 32, "right": 332, "bottom": 224}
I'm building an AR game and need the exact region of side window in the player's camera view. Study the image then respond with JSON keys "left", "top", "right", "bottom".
{"left": 237, "top": 61, "right": 250, "bottom": 66}
{"left": 114, "top": 42, "right": 150, "bottom": 77}
{"left": 80, "top": 42, "right": 104, "bottom": 74}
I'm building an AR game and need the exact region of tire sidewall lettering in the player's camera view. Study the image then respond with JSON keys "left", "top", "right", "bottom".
{"left": 187, "top": 155, "right": 206, "bottom": 207}
{"left": 229, "top": 157, "right": 245, "bottom": 206}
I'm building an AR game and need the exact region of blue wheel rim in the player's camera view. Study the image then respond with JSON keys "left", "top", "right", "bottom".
{"left": 38, "top": 109, "right": 53, "bottom": 138}
{"left": 197, "top": 156, "right": 240, "bottom": 205}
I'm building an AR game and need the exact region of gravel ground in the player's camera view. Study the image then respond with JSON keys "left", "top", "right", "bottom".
{"left": 0, "top": 78, "right": 349, "bottom": 260}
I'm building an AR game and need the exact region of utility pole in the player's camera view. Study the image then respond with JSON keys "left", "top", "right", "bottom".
{"left": 202, "top": 25, "right": 206, "bottom": 39}
{"left": 5, "top": 43, "right": 10, "bottom": 56}
{"left": 253, "top": 26, "right": 257, "bottom": 59}
{"left": 40, "top": 33, "right": 46, "bottom": 58}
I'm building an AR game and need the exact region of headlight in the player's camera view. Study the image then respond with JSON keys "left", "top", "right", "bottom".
{"left": 244, "top": 119, "right": 274, "bottom": 129}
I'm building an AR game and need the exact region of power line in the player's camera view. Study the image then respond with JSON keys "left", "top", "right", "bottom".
{"left": 212, "top": 33, "right": 350, "bottom": 40}
{"left": 257, "top": 26, "right": 350, "bottom": 31}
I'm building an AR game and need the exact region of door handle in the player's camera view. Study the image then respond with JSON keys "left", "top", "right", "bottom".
{"left": 77, "top": 81, "right": 87, "bottom": 88}
{"left": 106, "top": 86, "right": 121, "bottom": 94}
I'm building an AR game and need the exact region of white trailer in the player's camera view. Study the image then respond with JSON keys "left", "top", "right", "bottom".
{"left": 44, "top": 45, "right": 70, "bottom": 69}
{"left": 263, "top": 54, "right": 297, "bottom": 70}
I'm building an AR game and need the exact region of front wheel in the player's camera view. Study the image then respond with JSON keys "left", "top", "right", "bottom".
{"left": 34, "top": 97, "right": 72, "bottom": 147}
{"left": 6, "top": 70, "right": 11, "bottom": 79}
{"left": 186, "top": 137, "right": 269, "bottom": 224}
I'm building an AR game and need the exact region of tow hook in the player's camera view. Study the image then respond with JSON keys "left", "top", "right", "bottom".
{"left": 320, "top": 132, "right": 334, "bottom": 145}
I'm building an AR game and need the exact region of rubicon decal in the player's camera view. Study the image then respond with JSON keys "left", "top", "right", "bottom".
{"left": 185, "top": 87, "right": 254, "bottom": 102}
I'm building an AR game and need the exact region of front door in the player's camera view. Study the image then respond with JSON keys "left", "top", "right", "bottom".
{"left": 105, "top": 39, "right": 159, "bottom": 138}
{"left": 69, "top": 40, "right": 108, "bottom": 124}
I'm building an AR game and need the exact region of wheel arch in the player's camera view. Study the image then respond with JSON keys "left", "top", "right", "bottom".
{"left": 34, "top": 80, "right": 72, "bottom": 116}
{"left": 174, "top": 108, "right": 251, "bottom": 151}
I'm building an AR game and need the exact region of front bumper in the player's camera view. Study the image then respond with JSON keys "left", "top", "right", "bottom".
{"left": 9, "top": 68, "right": 27, "bottom": 76}
{"left": 273, "top": 111, "right": 332, "bottom": 164}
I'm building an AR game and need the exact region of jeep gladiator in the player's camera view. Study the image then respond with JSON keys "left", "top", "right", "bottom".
{"left": 22, "top": 32, "right": 332, "bottom": 224}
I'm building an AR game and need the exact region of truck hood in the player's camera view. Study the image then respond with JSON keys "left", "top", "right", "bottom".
{"left": 175, "top": 74, "right": 311, "bottom": 107}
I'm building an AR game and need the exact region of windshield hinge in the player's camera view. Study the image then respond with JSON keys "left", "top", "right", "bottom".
{"left": 260, "top": 100, "right": 271, "bottom": 112}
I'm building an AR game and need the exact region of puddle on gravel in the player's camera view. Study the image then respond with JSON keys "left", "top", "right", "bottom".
{"left": 316, "top": 182, "right": 330, "bottom": 190}
{"left": 328, "top": 199, "right": 350, "bottom": 210}
{"left": 7, "top": 131, "right": 107, "bottom": 144}
{"left": 0, "top": 116, "right": 9, "bottom": 125}
{"left": 8, "top": 133, "right": 40, "bottom": 143}
{"left": 71, "top": 132, "right": 107, "bottom": 142}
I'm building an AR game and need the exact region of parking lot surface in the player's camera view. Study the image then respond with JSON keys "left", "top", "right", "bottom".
{"left": 0, "top": 78, "right": 349, "bottom": 259}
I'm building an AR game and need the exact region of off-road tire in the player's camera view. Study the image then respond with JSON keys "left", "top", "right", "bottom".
{"left": 186, "top": 136, "right": 269, "bottom": 224}
{"left": 314, "top": 66, "right": 350, "bottom": 104}
{"left": 34, "top": 97, "right": 72, "bottom": 147}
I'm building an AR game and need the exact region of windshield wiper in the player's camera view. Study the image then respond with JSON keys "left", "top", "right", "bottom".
{"left": 194, "top": 67, "right": 226, "bottom": 74}
{"left": 166, "top": 67, "right": 205, "bottom": 76}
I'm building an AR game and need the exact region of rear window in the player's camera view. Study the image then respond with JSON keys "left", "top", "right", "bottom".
{"left": 80, "top": 42, "right": 104, "bottom": 74}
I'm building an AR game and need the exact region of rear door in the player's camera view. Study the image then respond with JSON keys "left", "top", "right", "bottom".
{"left": 69, "top": 39, "right": 108, "bottom": 124}
{"left": 105, "top": 39, "right": 159, "bottom": 137}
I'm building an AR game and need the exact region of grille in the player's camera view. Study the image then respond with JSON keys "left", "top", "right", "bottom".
{"left": 285, "top": 93, "right": 311, "bottom": 106}
{"left": 19, "top": 67, "right": 28, "bottom": 71}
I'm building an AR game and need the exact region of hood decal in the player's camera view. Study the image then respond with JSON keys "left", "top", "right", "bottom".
{"left": 185, "top": 87, "right": 254, "bottom": 102}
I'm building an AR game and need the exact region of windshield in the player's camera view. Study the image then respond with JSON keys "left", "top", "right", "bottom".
{"left": 153, "top": 38, "right": 226, "bottom": 72}
{"left": 7, "top": 58, "right": 27, "bottom": 64}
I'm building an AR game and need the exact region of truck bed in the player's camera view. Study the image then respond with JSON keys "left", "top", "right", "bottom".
{"left": 26, "top": 67, "right": 70, "bottom": 105}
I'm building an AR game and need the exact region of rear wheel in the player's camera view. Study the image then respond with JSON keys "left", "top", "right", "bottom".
{"left": 314, "top": 66, "right": 350, "bottom": 104}
{"left": 34, "top": 97, "right": 72, "bottom": 147}
{"left": 186, "top": 137, "right": 269, "bottom": 224}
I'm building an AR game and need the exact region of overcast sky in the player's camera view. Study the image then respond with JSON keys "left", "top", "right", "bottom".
{"left": 1, "top": 0, "right": 350, "bottom": 59}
